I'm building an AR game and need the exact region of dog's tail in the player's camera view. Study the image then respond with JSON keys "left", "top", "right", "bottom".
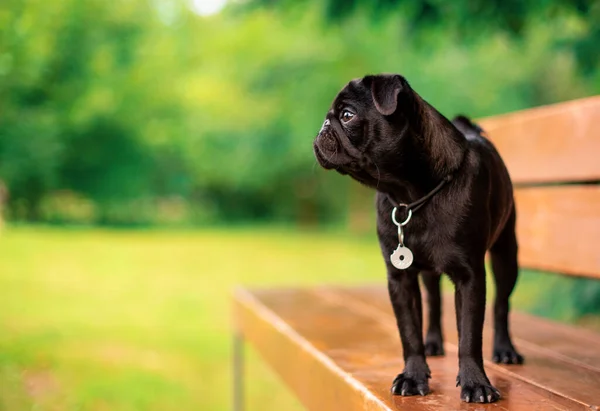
{"left": 452, "top": 115, "right": 485, "bottom": 138}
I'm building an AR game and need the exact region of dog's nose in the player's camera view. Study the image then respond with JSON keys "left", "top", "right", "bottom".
{"left": 317, "top": 130, "right": 337, "bottom": 153}
{"left": 319, "top": 119, "right": 330, "bottom": 133}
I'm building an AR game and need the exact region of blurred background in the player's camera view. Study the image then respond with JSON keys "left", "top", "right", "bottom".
{"left": 0, "top": 0, "right": 599, "bottom": 410}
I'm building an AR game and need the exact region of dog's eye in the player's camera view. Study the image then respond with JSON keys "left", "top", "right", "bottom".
{"left": 340, "top": 110, "right": 355, "bottom": 123}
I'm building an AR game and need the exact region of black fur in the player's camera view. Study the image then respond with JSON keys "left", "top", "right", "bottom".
{"left": 313, "top": 74, "right": 523, "bottom": 403}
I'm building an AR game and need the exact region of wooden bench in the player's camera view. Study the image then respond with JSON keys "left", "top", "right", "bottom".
{"left": 233, "top": 96, "right": 600, "bottom": 410}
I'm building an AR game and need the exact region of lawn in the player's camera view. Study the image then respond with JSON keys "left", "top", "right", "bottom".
{"left": 0, "top": 226, "right": 596, "bottom": 410}
{"left": 0, "top": 226, "right": 389, "bottom": 411}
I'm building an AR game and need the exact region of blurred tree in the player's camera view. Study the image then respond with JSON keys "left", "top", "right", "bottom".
{"left": 246, "top": 0, "right": 600, "bottom": 76}
{"left": 0, "top": 0, "right": 598, "bottom": 225}
{"left": 0, "top": 0, "right": 191, "bottom": 222}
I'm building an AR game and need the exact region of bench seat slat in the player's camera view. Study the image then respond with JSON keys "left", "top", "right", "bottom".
{"left": 235, "top": 287, "right": 597, "bottom": 410}
{"left": 235, "top": 288, "right": 393, "bottom": 411}
{"left": 340, "top": 286, "right": 600, "bottom": 370}
{"left": 508, "top": 311, "right": 600, "bottom": 370}
{"left": 338, "top": 286, "right": 600, "bottom": 408}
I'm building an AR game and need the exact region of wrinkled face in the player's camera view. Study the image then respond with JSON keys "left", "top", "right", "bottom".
{"left": 313, "top": 74, "right": 411, "bottom": 187}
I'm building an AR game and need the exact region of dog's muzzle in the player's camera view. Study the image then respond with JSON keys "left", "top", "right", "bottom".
{"left": 315, "top": 119, "right": 338, "bottom": 154}
{"left": 314, "top": 121, "right": 339, "bottom": 169}
{"left": 317, "top": 132, "right": 337, "bottom": 153}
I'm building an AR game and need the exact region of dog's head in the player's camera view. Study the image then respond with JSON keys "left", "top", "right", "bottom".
{"left": 313, "top": 74, "right": 465, "bottom": 189}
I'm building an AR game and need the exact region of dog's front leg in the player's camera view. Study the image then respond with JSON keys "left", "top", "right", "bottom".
{"left": 422, "top": 271, "right": 444, "bottom": 356}
{"left": 454, "top": 262, "right": 500, "bottom": 403}
{"left": 388, "top": 269, "right": 431, "bottom": 396}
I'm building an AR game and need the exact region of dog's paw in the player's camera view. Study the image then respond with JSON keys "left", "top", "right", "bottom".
{"left": 456, "top": 375, "right": 500, "bottom": 403}
{"left": 391, "top": 373, "right": 430, "bottom": 396}
{"left": 424, "top": 340, "right": 444, "bottom": 357}
{"left": 492, "top": 347, "right": 524, "bottom": 365}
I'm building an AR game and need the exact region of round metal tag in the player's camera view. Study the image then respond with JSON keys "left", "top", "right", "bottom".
{"left": 390, "top": 245, "right": 413, "bottom": 270}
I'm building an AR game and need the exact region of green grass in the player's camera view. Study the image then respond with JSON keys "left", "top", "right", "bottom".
{"left": 0, "top": 226, "right": 597, "bottom": 410}
{"left": 0, "top": 226, "right": 388, "bottom": 411}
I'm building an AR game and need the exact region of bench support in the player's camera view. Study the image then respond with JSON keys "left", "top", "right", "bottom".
{"left": 233, "top": 331, "right": 245, "bottom": 411}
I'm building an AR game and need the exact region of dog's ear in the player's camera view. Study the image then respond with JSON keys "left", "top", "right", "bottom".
{"left": 367, "top": 74, "right": 405, "bottom": 116}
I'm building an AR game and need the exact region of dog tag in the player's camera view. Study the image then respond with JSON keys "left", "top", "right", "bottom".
{"left": 390, "top": 244, "right": 413, "bottom": 270}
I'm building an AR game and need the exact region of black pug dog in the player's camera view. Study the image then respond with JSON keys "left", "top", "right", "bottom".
{"left": 313, "top": 74, "right": 523, "bottom": 403}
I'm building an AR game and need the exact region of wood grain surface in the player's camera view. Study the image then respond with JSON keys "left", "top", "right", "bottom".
{"left": 478, "top": 96, "right": 600, "bottom": 184}
{"left": 234, "top": 286, "right": 600, "bottom": 410}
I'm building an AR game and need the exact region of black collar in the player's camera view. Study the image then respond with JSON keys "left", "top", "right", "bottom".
{"left": 386, "top": 174, "right": 453, "bottom": 216}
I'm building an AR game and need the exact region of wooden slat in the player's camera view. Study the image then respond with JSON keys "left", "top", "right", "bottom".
{"left": 339, "top": 286, "right": 600, "bottom": 370}
{"left": 235, "top": 287, "right": 591, "bottom": 411}
{"left": 234, "top": 288, "right": 393, "bottom": 411}
{"left": 478, "top": 95, "right": 600, "bottom": 184}
{"left": 508, "top": 311, "right": 600, "bottom": 370}
{"left": 514, "top": 185, "right": 600, "bottom": 278}
{"left": 335, "top": 285, "right": 600, "bottom": 409}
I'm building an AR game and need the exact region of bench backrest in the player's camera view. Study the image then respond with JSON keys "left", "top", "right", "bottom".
{"left": 479, "top": 96, "right": 600, "bottom": 279}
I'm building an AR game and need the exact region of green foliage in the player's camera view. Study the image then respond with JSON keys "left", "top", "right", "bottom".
{"left": 249, "top": 0, "right": 600, "bottom": 75}
{"left": 516, "top": 271, "right": 600, "bottom": 321}
{"left": 0, "top": 0, "right": 190, "bottom": 222}
{"left": 0, "top": 0, "right": 599, "bottom": 225}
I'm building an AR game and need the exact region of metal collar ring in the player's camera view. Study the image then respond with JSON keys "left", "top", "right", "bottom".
{"left": 391, "top": 204, "right": 412, "bottom": 227}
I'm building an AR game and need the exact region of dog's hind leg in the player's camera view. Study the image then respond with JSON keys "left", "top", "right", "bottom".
{"left": 421, "top": 271, "right": 445, "bottom": 356}
{"left": 489, "top": 205, "right": 524, "bottom": 364}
